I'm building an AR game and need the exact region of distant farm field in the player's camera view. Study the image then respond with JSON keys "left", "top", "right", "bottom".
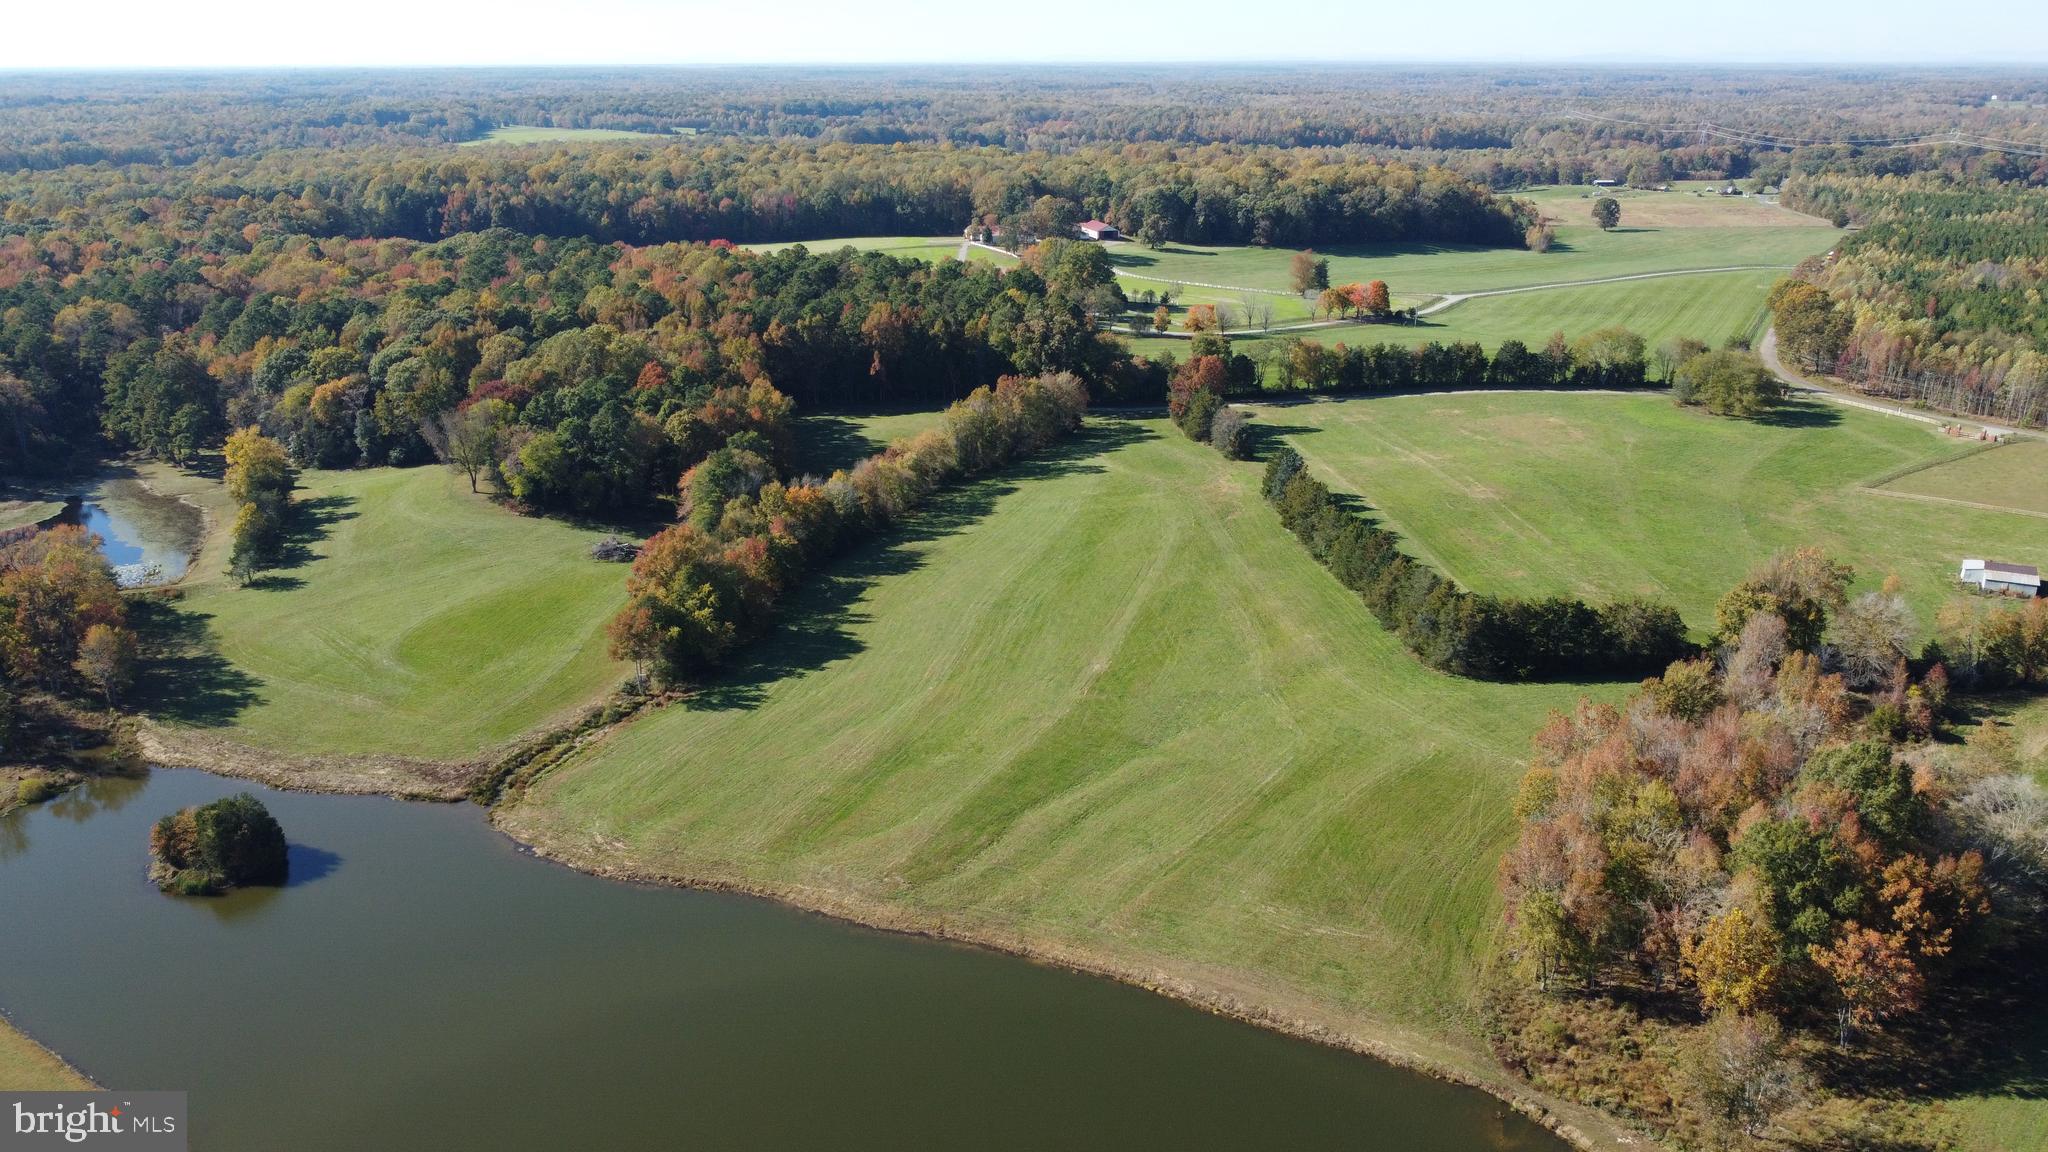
{"left": 742, "top": 235, "right": 1018, "bottom": 268}
{"left": 1105, "top": 221, "right": 1832, "bottom": 298}
{"left": 1875, "top": 439, "right": 2048, "bottom": 517}
{"left": 142, "top": 467, "right": 627, "bottom": 760}
{"left": 460, "top": 125, "right": 671, "bottom": 146}
{"left": 1251, "top": 392, "right": 2048, "bottom": 630}
{"left": 502, "top": 417, "right": 1597, "bottom": 1063}
{"left": 1137, "top": 268, "right": 1780, "bottom": 361}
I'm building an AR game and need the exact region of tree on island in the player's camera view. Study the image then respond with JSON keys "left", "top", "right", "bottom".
{"left": 150, "top": 793, "right": 289, "bottom": 896}
{"left": 1591, "top": 197, "right": 1621, "bottom": 230}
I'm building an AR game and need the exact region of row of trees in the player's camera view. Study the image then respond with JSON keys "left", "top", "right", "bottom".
{"left": 610, "top": 373, "right": 1089, "bottom": 684}
{"left": 1265, "top": 329, "right": 1654, "bottom": 394}
{"left": 1261, "top": 447, "right": 1689, "bottom": 680}
{"left": 1494, "top": 549, "right": 2044, "bottom": 1147}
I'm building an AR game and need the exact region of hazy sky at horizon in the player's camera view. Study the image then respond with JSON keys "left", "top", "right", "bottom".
{"left": 3, "top": 0, "right": 2044, "bottom": 69}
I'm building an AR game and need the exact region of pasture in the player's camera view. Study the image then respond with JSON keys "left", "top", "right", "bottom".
{"left": 1250, "top": 392, "right": 2048, "bottom": 630}
{"left": 141, "top": 467, "right": 628, "bottom": 760}
{"left": 502, "top": 416, "right": 1599, "bottom": 1067}
{"left": 1103, "top": 220, "right": 1832, "bottom": 298}
{"left": 1137, "top": 269, "right": 1780, "bottom": 361}
{"left": 1875, "top": 438, "right": 2048, "bottom": 517}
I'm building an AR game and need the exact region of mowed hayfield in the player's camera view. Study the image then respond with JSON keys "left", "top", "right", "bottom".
{"left": 1875, "top": 438, "right": 2048, "bottom": 517}
{"left": 1103, "top": 200, "right": 1833, "bottom": 298}
{"left": 501, "top": 417, "right": 1599, "bottom": 1065}
{"left": 741, "top": 235, "right": 1019, "bottom": 268}
{"left": 142, "top": 466, "right": 628, "bottom": 760}
{"left": 1251, "top": 392, "right": 2048, "bottom": 631}
{"left": 1135, "top": 269, "right": 1781, "bottom": 362}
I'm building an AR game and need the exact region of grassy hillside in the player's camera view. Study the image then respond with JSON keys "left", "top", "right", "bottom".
{"left": 1251, "top": 393, "right": 2048, "bottom": 631}
{"left": 503, "top": 418, "right": 1598, "bottom": 1058}
{"left": 143, "top": 467, "right": 628, "bottom": 760}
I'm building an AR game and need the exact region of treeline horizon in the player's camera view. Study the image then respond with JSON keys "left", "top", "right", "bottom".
{"left": 3, "top": 67, "right": 2044, "bottom": 186}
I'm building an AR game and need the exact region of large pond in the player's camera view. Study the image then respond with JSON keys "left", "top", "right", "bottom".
{"left": 0, "top": 770, "right": 1566, "bottom": 1151}
{"left": 55, "top": 474, "right": 203, "bottom": 586}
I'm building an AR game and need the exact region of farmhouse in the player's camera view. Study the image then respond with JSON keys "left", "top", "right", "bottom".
{"left": 1960, "top": 558, "right": 2043, "bottom": 596}
{"left": 1077, "top": 220, "right": 1120, "bottom": 241}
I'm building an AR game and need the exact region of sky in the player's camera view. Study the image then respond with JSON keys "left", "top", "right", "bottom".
{"left": 2, "top": 0, "right": 2044, "bottom": 69}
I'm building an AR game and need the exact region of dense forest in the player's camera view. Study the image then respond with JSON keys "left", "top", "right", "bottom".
{"left": 1776, "top": 173, "right": 2048, "bottom": 427}
{"left": 0, "top": 215, "right": 1154, "bottom": 513}
{"left": 0, "top": 138, "right": 1532, "bottom": 248}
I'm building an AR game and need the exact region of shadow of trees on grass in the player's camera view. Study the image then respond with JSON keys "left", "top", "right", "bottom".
{"left": 128, "top": 597, "right": 263, "bottom": 727}
{"left": 273, "top": 493, "right": 357, "bottom": 572}
{"left": 688, "top": 420, "right": 1150, "bottom": 711}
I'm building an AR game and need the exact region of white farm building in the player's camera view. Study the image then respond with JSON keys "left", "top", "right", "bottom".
{"left": 1960, "top": 559, "right": 2043, "bottom": 597}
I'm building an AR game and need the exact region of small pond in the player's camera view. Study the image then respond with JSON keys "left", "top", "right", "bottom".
{"left": 55, "top": 475, "right": 203, "bottom": 586}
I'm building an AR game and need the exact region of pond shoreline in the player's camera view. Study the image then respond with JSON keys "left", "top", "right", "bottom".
{"left": 105, "top": 727, "right": 1643, "bottom": 1151}
{"left": 494, "top": 806, "right": 1634, "bottom": 1152}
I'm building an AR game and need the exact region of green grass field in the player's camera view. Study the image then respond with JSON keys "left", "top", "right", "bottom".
{"left": 1104, "top": 221, "right": 1832, "bottom": 299}
{"left": 502, "top": 416, "right": 1600, "bottom": 1065}
{"left": 1250, "top": 393, "right": 2048, "bottom": 631}
{"left": 1137, "top": 269, "right": 1780, "bottom": 361}
{"left": 459, "top": 125, "right": 672, "bottom": 147}
{"left": 792, "top": 409, "right": 951, "bottom": 474}
{"left": 741, "top": 235, "right": 1018, "bottom": 268}
{"left": 144, "top": 467, "right": 628, "bottom": 760}
{"left": 1876, "top": 439, "right": 2048, "bottom": 517}
{"left": 502, "top": 400, "right": 2044, "bottom": 1150}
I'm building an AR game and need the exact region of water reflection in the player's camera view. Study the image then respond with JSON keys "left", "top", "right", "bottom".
{"left": 56, "top": 475, "right": 202, "bottom": 587}
{"left": 46, "top": 773, "right": 147, "bottom": 822}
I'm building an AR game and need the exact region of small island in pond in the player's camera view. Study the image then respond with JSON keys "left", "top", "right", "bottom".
{"left": 149, "top": 793, "right": 289, "bottom": 896}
